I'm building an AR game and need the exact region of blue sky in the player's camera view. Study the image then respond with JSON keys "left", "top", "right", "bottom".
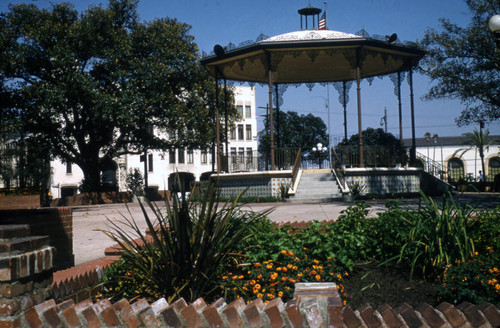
{"left": 2, "top": 0, "right": 499, "bottom": 142}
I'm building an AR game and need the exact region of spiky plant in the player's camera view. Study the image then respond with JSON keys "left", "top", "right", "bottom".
{"left": 102, "top": 182, "right": 271, "bottom": 303}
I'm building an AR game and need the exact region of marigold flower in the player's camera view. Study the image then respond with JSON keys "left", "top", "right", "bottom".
{"left": 257, "top": 274, "right": 263, "bottom": 280}
{"left": 282, "top": 267, "right": 288, "bottom": 273}
{"left": 312, "top": 259, "right": 319, "bottom": 265}
{"left": 255, "top": 284, "right": 261, "bottom": 290}
{"left": 266, "top": 264, "right": 273, "bottom": 269}
{"left": 278, "top": 291, "right": 284, "bottom": 297}
{"left": 281, "top": 250, "right": 288, "bottom": 255}
{"left": 254, "top": 263, "right": 262, "bottom": 267}
{"left": 496, "top": 284, "right": 500, "bottom": 290}
{"left": 315, "top": 275, "right": 321, "bottom": 281}
{"left": 277, "top": 267, "right": 282, "bottom": 272}
{"left": 250, "top": 280, "right": 256, "bottom": 286}
{"left": 287, "top": 264, "right": 293, "bottom": 269}
{"left": 288, "top": 251, "right": 294, "bottom": 256}
{"left": 292, "top": 265, "right": 298, "bottom": 271}
{"left": 238, "top": 275, "right": 244, "bottom": 279}
{"left": 222, "top": 276, "right": 228, "bottom": 280}
{"left": 232, "top": 275, "right": 238, "bottom": 280}
{"left": 257, "top": 293, "right": 263, "bottom": 298}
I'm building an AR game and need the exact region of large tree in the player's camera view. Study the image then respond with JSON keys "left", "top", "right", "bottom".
{"left": 258, "top": 110, "right": 328, "bottom": 160}
{"left": 419, "top": 0, "right": 500, "bottom": 126}
{"left": 336, "top": 128, "right": 407, "bottom": 167}
{"left": 0, "top": 0, "right": 228, "bottom": 191}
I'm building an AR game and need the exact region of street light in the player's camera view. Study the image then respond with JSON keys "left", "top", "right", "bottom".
{"left": 489, "top": 14, "right": 500, "bottom": 48}
{"left": 312, "top": 142, "right": 327, "bottom": 169}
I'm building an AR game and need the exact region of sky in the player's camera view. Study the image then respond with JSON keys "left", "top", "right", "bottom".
{"left": 2, "top": 0, "right": 499, "bottom": 144}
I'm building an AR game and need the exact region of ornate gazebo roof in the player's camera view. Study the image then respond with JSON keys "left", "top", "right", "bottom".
{"left": 200, "top": 29, "right": 425, "bottom": 84}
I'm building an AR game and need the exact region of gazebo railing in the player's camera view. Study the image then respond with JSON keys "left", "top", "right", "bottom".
{"left": 335, "top": 145, "right": 405, "bottom": 168}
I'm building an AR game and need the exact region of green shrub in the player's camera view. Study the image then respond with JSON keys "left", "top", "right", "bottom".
{"left": 221, "top": 249, "right": 350, "bottom": 305}
{"left": 438, "top": 247, "right": 500, "bottom": 304}
{"left": 396, "top": 193, "right": 478, "bottom": 280}
{"left": 101, "top": 183, "right": 270, "bottom": 303}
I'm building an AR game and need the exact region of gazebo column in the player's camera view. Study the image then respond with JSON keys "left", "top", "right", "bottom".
{"left": 343, "top": 81, "right": 348, "bottom": 141}
{"left": 409, "top": 68, "right": 416, "bottom": 166}
{"left": 215, "top": 70, "right": 222, "bottom": 173}
{"left": 224, "top": 78, "right": 229, "bottom": 170}
{"left": 397, "top": 71, "right": 404, "bottom": 164}
{"left": 268, "top": 69, "right": 275, "bottom": 171}
{"left": 356, "top": 50, "right": 364, "bottom": 167}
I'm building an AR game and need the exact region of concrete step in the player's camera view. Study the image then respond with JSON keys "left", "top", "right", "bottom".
{"left": 289, "top": 172, "right": 343, "bottom": 203}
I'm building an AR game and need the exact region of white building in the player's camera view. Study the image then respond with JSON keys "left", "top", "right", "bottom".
{"left": 50, "top": 86, "right": 258, "bottom": 198}
{"left": 406, "top": 135, "right": 500, "bottom": 184}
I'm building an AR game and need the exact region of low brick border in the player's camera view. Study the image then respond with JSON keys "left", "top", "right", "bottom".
{"left": 16, "top": 291, "right": 500, "bottom": 327}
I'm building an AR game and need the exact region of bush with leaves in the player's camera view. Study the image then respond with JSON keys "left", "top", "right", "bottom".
{"left": 101, "top": 183, "right": 270, "bottom": 303}
{"left": 438, "top": 247, "right": 499, "bottom": 304}
{"left": 221, "top": 249, "right": 350, "bottom": 304}
{"left": 125, "top": 168, "right": 144, "bottom": 196}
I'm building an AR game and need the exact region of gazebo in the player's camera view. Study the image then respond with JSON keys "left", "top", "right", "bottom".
{"left": 200, "top": 5, "right": 426, "bottom": 171}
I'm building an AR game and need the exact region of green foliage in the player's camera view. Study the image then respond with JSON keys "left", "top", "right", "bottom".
{"left": 396, "top": 193, "right": 478, "bottom": 280}
{"left": 101, "top": 183, "right": 270, "bottom": 303}
{"left": 101, "top": 190, "right": 498, "bottom": 306}
{"left": 336, "top": 128, "right": 408, "bottom": 166}
{"left": 438, "top": 248, "right": 500, "bottom": 304}
{"left": 258, "top": 110, "right": 328, "bottom": 159}
{"left": 221, "top": 249, "right": 350, "bottom": 304}
{"left": 125, "top": 168, "right": 143, "bottom": 196}
{"left": 419, "top": 0, "right": 500, "bottom": 125}
{"left": 0, "top": 1, "right": 235, "bottom": 191}
{"left": 453, "top": 128, "right": 499, "bottom": 183}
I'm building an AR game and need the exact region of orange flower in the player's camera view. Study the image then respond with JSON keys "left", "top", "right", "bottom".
{"left": 278, "top": 291, "right": 284, "bottom": 297}
{"left": 315, "top": 275, "right": 321, "bottom": 281}
{"left": 281, "top": 250, "right": 288, "bottom": 255}
{"left": 254, "top": 263, "right": 262, "bottom": 267}
{"left": 257, "top": 274, "right": 263, "bottom": 280}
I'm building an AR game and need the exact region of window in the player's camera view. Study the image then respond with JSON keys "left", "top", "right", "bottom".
{"left": 201, "top": 150, "right": 208, "bottom": 164}
{"left": 246, "top": 148, "right": 253, "bottom": 164}
{"left": 169, "top": 150, "right": 176, "bottom": 164}
{"left": 237, "top": 125, "right": 244, "bottom": 140}
{"left": 230, "top": 127, "right": 236, "bottom": 140}
{"left": 245, "top": 125, "right": 252, "bottom": 140}
{"left": 237, "top": 105, "right": 243, "bottom": 117}
{"left": 238, "top": 147, "right": 245, "bottom": 162}
{"left": 230, "top": 147, "right": 237, "bottom": 161}
{"left": 245, "top": 105, "right": 251, "bottom": 118}
{"left": 447, "top": 158, "right": 464, "bottom": 183}
{"left": 148, "top": 154, "right": 153, "bottom": 172}
{"left": 187, "top": 150, "right": 194, "bottom": 164}
{"left": 488, "top": 157, "right": 500, "bottom": 181}
{"left": 66, "top": 162, "right": 72, "bottom": 174}
{"left": 178, "top": 149, "right": 185, "bottom": 164}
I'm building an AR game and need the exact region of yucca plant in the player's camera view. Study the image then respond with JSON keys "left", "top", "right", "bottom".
{"left": 102, "top": 182, "right": 271, "bottom": 303}
{"left": 398, "top": 192, "right": 478, "bottom": 280}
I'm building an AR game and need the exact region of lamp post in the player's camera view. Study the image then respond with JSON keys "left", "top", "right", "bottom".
{"left": 312, "top": 142, "right": 327, "bottom": 169}
{"left": 424, "top": 132, "right": 431, "bottom": 171}
{"left": 489, "top": 14, "right": 500, "bottom": 48}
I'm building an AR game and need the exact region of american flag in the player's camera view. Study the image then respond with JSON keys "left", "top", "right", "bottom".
{"left": 318, "top": 12, "right": 326, "bottom": 30}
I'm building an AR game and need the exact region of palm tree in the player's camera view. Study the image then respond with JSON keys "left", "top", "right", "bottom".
{"left": 453, "top": 128, "right": 498, "bottom": 182}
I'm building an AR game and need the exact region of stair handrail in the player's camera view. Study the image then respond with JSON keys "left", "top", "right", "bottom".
{"left": 416, "top": 152, "right": 447, "bottom": 180}
{"left": 290, "top": 148, "right": 302, "bottom": 188}
{"left": 331, "top": 147, "right": 347, "bottom": 191}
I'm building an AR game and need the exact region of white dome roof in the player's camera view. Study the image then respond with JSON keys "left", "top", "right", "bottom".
{"left": 260, "top": 30, "right": 363, "bottom": 43}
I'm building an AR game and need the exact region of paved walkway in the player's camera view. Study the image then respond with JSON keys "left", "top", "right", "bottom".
{"left": 72, "top": 193, "right": 500, "bottom": 265}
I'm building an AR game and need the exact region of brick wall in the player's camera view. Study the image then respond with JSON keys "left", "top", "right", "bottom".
{"left": 0, "top": 207, "right": 74, "bottom": 270}
{"left": 0, "top": 224, "right": 56, "bottom": 328}
{"left": 0, "top": 195, "right": 40, "bottom": 209}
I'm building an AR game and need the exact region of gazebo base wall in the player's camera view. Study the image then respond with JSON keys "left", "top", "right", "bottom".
{"left": 344, "top": 168, "right": 422, "bottom": 196}
{"left": 210, "top": 171, "right": 292, "bottom": 199}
